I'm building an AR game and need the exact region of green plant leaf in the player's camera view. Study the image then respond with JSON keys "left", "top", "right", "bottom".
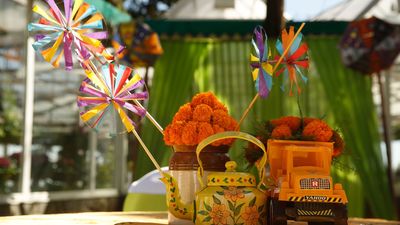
{"left": 198, "top": 210, "right": 209, "bottom": 215}
{"left": 213, "top": 195, "right": 221, "bottom": 205}
{"left": 202, "top": 216, "right": 212, "bottom": 222}
{"left": 204, "top": 202, "right": 212, "bottom": 211}
{"left": 228, "top": 201, "right": 235, "bottom": 211}
{"left": 235, "top": 203, "right": 245, "bottom": 216}
{"left": 216, "top": 191, "right": 224, "bottom": 195}
{"left": 249, "top": 197, "right": 256, "bottom": 207}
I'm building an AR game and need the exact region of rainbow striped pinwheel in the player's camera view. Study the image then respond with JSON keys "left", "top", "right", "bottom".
{"left": 275, "top": 26, "right": 309, "bottom": 96}
{"left": 28, "top": 0, "right": 111, "bottom": 70}
{"left": 77, "top": 63, "right": 148, "bottom": 132}
{"left": 250, "top": 26, "right": 273, "bottom": 98}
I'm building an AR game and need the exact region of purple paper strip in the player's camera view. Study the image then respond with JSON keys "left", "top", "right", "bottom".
{"left": 85, "top": 31, "right": 108, "bottom": 40}
{"left": 114, "top": 99, "right": 146, "bottom": 117}
{"left": 80, "top": 82, "right": 109, "bottom": 98}
{"left": 258, "top": 69, "right": 268, "bottom": 98}
{"left": 119, "top": 92, "right": 148, "bottom": 100}
{"left": 254, "top": 27, "right": 264, "bottom": 59}
{"left": 34, "top": 34, "right": 46, "bottom": 41}
{"left": 46, "top": 0, "right": 63, "bottom": 24}
{"left": 117, "top": 45, "right": 126, "bottom": 55}
{"left": 77, "top": 97, "right": 107, "bottom": 107}
{"left": 115, "top": 80, "right": 145, "bottom": 98}
{"left": 63, "top": 34, "right": 73, "bottom": 71}
{"left": 64, "top": 0, "right": 72, "bottom": 24}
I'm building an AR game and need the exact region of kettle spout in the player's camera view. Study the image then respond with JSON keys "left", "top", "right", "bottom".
{"left": 160, "top": 172, "right": 194, "bottom": 221}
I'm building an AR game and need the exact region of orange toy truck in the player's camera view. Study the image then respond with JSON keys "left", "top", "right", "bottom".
{"left": 267, "top": 140, "right": 348, "bottom": 225}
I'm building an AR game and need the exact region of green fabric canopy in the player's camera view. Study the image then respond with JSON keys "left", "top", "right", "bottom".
{"left": 85, "top": 0, "right": 131, "bottom": 26}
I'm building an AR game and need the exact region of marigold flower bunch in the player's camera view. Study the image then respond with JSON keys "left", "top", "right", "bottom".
{"left": 245, "top": 116, "right": 345, "bottom": 163}
{"left": 164, "top": 92, "right": 238, "bottom": 147}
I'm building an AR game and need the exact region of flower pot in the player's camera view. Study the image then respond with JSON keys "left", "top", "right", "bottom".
{"left": 168, "top": 145, "right": 230, "bottom": 225}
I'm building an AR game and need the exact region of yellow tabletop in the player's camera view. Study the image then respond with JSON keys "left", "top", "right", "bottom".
{"left": 0, "top": 212, "right": 399, "bottom": 225}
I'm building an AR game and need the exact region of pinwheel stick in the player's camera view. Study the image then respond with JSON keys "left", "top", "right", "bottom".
{"left": 132, "top": 129, "right": 163, "bottom": 175}
{"left": 236, "top": 23, "right": 306, "bottom": 129}
{"left": 133, "top": 100, "right": 164, "bottom": 135}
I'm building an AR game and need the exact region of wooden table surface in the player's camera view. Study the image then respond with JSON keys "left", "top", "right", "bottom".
{"left": 0, "top": 212, "right": 399, "bottom": 225}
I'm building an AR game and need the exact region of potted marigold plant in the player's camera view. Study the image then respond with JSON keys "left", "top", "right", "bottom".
{"left": 163, "top": 92, "right": 238, "bottom": 225}
{"left": 245, "top": 116, "right": 345, "bottom": 165}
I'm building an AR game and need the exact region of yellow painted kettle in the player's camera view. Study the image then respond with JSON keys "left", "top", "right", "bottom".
{"left": 160, "top": 131, "right": 268, "bottom": 225}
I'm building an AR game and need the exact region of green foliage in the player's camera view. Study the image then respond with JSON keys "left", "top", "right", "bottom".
{"left": 0, "top": 88, "right": 22, "bottom": 144}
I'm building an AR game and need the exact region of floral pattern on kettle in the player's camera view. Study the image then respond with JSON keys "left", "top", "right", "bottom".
{"left": 197, "top": 186, "right": 266, "bottom": 225}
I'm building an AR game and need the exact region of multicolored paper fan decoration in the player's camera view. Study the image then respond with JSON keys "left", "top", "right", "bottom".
{"left": 275, "top": 26, "right": 309, "bottom": 96}
{"left": 77, "top": 63, "right": 148, "bottom": 133}
{"left": 28, "top": 0, "right": 110, "bottom": 70}
{"left": 250, "top": 26, "right": 273, "bottom": 98}
{"left": 113, "top": 22, "right": 163, "bottom": 67}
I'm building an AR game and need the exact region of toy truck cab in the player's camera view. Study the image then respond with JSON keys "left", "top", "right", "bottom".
{"left": 267, "top": 140, "right": 348, "bottom": 225}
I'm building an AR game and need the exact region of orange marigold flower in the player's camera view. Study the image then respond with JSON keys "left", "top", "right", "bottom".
{"left": 197, "top": 122, "right": 214, "bottom": 143}
{"left": 191, "top": 92, "right": 217, "bottom": 108}
{"left": 332, "top": 130, "right": 345, "bottom": 157}
{"left": 211, "top": 124, "right": 225, "bottom": 146}
{"left": 193, "top": 104, "right": 213, "bottom": 122}
{"left": 164, "top": 121, "right": 186, "bottom": 146}
{"left": 213, "top": 101, "right": 228, "bottom": 112}
{"left": 303, "top": 117, "right": 316, "bottom": 125}
{"left": 302, "top": 120, "right": 333, "bottom": 142}
{"left": 212, "top": 110, "right": 231, "bottom": 128}
{"left": 164, "top": 92, "right": 236, "bottom": 147}
{"left": 182, "top": 121, "right": 198, "bottom": 146}
{"left": 271, "top": 116, "right": 301, "bottom": 131}
{"left": 172, "top": 103, "right": 192, "bottom": 122}
{"left": 271, "top": 125, "right": 292, "bottom": 139}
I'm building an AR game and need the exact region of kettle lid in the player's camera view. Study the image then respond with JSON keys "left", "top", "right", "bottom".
{"left": 207, "top": 161, "right": 256, "bottom": 187}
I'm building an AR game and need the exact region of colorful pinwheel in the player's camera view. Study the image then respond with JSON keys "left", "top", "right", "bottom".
{"left": 77, "top": 63, "right": 148, "bottom": 132}
{"left": 275, "top": 26, "right": 309, "bottom": 96}
{"left": 250, "top": 26, "right": 273, "bottom": 98}
{"left": 28, "top": 0, "right": 110, "bottom": 70}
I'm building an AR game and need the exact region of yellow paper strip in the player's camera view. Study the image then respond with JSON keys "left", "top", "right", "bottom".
{"left": 33, "top": 5, "right": 60, "bottom": 25}
{"left": 51, "top": 49, "right": 64, "bottom": 68}
{"left": 41, "top": 33, "right": 63, "bottom": 62}
{"left": 71, "top": 0, "right": 84, "bottom": 20}
{"left": 85, "top": 70, "right": 111, "bottom": 96}
{"left": 84, "top": 13, "right": 103, "bottom": 26}
{"left": 115, "top": 74, "right": 141, "bottom": 96}
{"left": 112, "top": 101, "right": 134, "bottom": 132}
{"left": 81, "top": 103, "right": 109, "bottom": 122}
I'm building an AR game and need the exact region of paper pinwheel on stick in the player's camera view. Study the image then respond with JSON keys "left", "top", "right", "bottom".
{"left": 78, "top": 63, "right": 163, "bottom": 173}
{"left": 78, "top": 64, "right": 148, "bottom": 133}
{"left": 250, "top": 26, "right": 273, "bottom": 98}
{"left": 28, "top": 0, "right": 110, "bottom": 70}
{"left": 237, "top": 23, "right": 306, "bottom": 128}
{"left": 275, "top": 26, "right": 309, "bottom": 96}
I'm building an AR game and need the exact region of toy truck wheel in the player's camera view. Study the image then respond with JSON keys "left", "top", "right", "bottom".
{"left": 269, "top": 198, "right": 287, "bottom": 225}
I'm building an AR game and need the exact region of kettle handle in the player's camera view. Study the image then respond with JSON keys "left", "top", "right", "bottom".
{"left": 196, "top": 131, "right": 267, "bottom": 189}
